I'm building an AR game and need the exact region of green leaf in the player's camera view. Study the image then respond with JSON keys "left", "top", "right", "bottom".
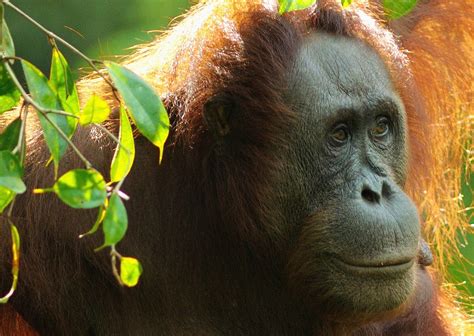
{"left": 278, "top": 0, "right": 317, "bottom": 14}
{"left": 0, "top": 150, "right": 26, "bottom": 194}
{"left": 110, "top": 105, "right": 135, "bottom": 182}
{"left": 54, "top": 169, "right": 107, "bottom": 209}
{"left": 49, "top": 48, "right": 75, "bottom": 102}
{"left": 64, "top": 90, "right": 80, "bottom": 117}
{"left": 79, "top": 94, "right": 110, "bottom": 126}
{"left": 0, "top": 63, "right": 21, "bottom": 114}
{"left": 1, "top": 17, "right": 15, "bottom": 58}
{"left": 35, "top": 169, "right": 106, "bottom": 209}
{"left": 341, "top": 0, "right": 352, "bottom": 8}
{"left": 0, "top": 118, "right": 21, "bottom": 152}
{"left": 0, "top": 186, "right": 15, "bottom": 213}
{"left": 10, "top": 224, "right": 20, "bottom": 273}
{"left": 79, "top": 203, "right": 107, "bottom": 238}
{"left": 105, "top": 62, "right": 169, "bottom": 162}
{"left": 120, "top": 257, "right": 143, "bottom": 287}
{"left": 102, "top": 193, "right": 128, "bottom": 246}
{"left": 0, "top": 224, "right": 20, "bottom": 303}
{"left": 383, "top": 0, "right": 418, "bottom": 20}
{"left": 49, "top": 48, "right": 80, "bottom": 125}
{"left": 22, "top": 60, "right": 75, "bottom": 170}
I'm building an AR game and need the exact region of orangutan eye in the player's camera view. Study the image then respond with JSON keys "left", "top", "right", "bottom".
{"left": 370, "top": 116, "right": 391, "bottom": 140}
{"left": 330, "top": 124, "right": 350, "bottom": 146}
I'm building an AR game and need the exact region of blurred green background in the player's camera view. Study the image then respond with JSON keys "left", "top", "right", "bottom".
{"left": 5, "top": 0, "right": 192, "bottom": 77}
{"left": 4, "top": 0, "right": 473, "bottom": 308}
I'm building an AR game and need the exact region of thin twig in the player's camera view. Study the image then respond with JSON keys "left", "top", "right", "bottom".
{"left": 1, "top": 58, "right": 79, "bottom": 119}
{"left": 39, "top": 111, "right": 92, "bottom": 169}
{"left": 93, "top": 123, "right": 131, "bottom": 156}
{"left": 93, "top": 123, "right": 121, "bottom": 148}
{"left": 6, "top": 198, "right": 16, "bottom": 219}
{"left": 3, "top": 0, "right": 117, "bottom": 92}
{"left": 93, "top": 124, "right": 132, "bottom": 195}
{"left": 17, "top": 103, "right": 28, "bottom": 165}
{"left": 12, "top": 102, "right": 27, "bottom": 155}
{"left": 4, "top": 61, "right": 92, "bottom": 169}
{"left": 110, "top": 246, "right": 124, "bottom": 286}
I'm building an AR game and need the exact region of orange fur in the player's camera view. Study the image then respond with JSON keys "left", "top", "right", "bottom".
{"left": 1, "top": 0, "right": 472, "bottom": 333}
{"left": 81, "top": 0, "right": 474, "bottom": 332}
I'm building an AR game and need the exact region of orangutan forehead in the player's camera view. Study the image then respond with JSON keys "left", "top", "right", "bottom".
{"left": 287, "top": 32, "right": 402, "bottom": 118}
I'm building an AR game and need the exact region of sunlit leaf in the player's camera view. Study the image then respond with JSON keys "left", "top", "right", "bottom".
{"left": 10, "top": 224, "right": 20, "bottom": 275}
{"left": 110, "top": 105, "right": 135, "bottom": 182}
{"left": 102, "top": 193, "right": 128, "bottom": 247}
{"left": 49, "top": 48, "right": 80, "bottom": 124}
{"left": 0, "top": 9, "right": 18, "bottom": 113}
{"left": 79, "top": 94, "right": 110, "bottom": 126}
{"left": 120, "top": 257, "right": 143, "bottom": 287}
{"left": 105, "top": 62, "right": 169, "bottom": 162}
{"left": 0, "top": 64, "right": 20, "bottom": 114}
{"left": 79, "top": 202, "right": 107, "bottom": 238}
{"left": 1, "top": 14, "right": 15, "bottom": 58}
{"left": 64, "top": 91, "right": 80, "bottom": 117}
{"left": 22, "top": 60, "right": 75, "bottom": 170}
{"left": 383, "top": 0, "right": 418, "bottom": 20}
{"left": 0, "top": 186, "right": 14, "bottom": 213}
{"left": 0, "top": 118, "right": 21, "bottom": 152}
{"left": 0, "top": 150, "right": 25, "bottom": 194}
{"left": 0, "top": 224, "right": 20, "bottom": 303}
{"left": 278, "top": 0, "right": 316, "bottom": 14}
{"left": 35, "top": 169, "right": 107, "bottom": 209}
{"left": 341, "top": 0, "right": 352, "bottom": 8}
{"left": 49, "top": 48, "right": 74, "bottom": 101}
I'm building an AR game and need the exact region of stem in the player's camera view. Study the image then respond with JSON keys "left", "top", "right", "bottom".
{"left": 44, "top": 110, "right": 79, "bottom": 118}
{"left": 12, "top": 102, "right": 27, "bottom": 155}
{"left": 94, "top": 123, "right": 131, "bottom": 156}
{"left": 110, "top": 246, "right": 124, "bottom": 286}
{"left": 4, "top": 61, "right": 92, "bottom": 169}
{"left": 2, "top": 60, "right": 78, "bottom": 119}
{"left": 0, "top": 220, "right": 20, "bottom": 304}
{"left": 6, "top": 197, "right": 16, "bottom": 218}
{"left": 40, "top": 112, "right": 92, "bottom": 169}
{"left": 93, "top": 125, "right": 131, "bottom": 196}
{"left": 93, "top": 123, "right": 121, "bottom": 148}
{"left": 114, "top": 179, "right": 126, "bottom": 194}
{"left": 3, "top": 0, "right": 116, "bottom": 90}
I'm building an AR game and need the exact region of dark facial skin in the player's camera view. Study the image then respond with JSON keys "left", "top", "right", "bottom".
{"left": 281, "top": 33, "right": 424, "bottom": 318}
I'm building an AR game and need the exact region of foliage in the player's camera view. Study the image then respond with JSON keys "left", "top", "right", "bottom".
{"left": 278, "top": 0, "right": 415, "bottom": 15}
{"left": 383, "top": 0, "right": 418, "bottom": 20}
{"left": 110, "top": 106, "right": 135, "bottom": 183}
{"left": 278, "top": 0, "right": 317, "bottom": 14}
{"left": 0, "top": 0, "right": 171, "bottom": 298}
{"left": 0, "top": 64, "right": 20, "bottom": 113}
{"left": 34, "top": 169, "right": 107, "bottom": 209}
{"left": 106, "top": 62, "right": 169, "bottom": 163}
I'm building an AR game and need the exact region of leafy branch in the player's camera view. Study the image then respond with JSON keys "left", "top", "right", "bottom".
{"left": 278, "top": 0, "right": 418, "bottom": 18}
{"left": 0, "top": 0, "right": 170, "bottom": 296}
{"left": 2, "top": 61, "right": 91, "bottom": 168}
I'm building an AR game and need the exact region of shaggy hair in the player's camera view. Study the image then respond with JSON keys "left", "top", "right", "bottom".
{"left": 0, "top": 0, "right": 472, "bottom": 334}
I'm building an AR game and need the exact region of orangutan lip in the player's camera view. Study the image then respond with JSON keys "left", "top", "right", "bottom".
{"left": 333, "top": 257, "right": 415, "bottom": 273}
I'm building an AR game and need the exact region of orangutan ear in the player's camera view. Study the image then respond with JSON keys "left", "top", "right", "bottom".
{"left": 203, "top": 94, "right": 235, "bottom": 138}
